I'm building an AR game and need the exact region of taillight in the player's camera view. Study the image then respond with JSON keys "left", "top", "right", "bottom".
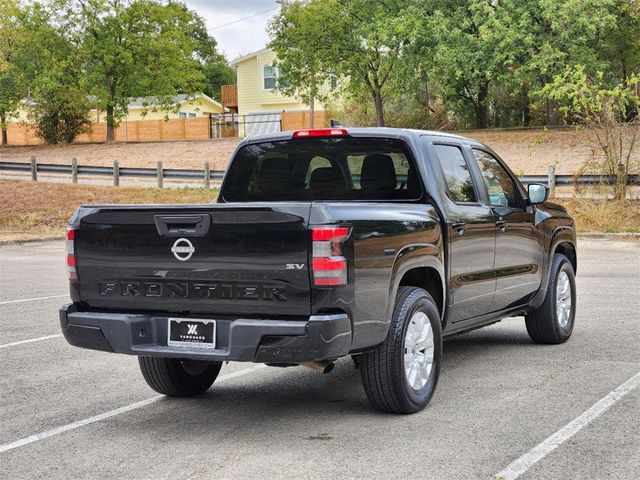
{"left": 311, "top": 226, "right": 350, "bottom": 286}
{"left": 66, "top": 226, "right": 77, "bottom": 281}
{"left": 292, "top": 128, "right": 348, "bottom": 138}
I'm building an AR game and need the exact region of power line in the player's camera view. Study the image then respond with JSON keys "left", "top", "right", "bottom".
{"left": 209, "top": 7, "right": 279, "bottom": 31}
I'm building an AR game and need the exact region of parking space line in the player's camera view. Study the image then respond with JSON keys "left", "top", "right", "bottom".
{"left": 492, "top": 370, "right": 640, "bottom": 480}
{"left": 0, "top": 364, "right": 267, "bottom": 454}
{"left": 0, "top": 294, "right": 68, "bottom": 306}
{"left": 0, "top": 334, "right": 63, "bottom": 350}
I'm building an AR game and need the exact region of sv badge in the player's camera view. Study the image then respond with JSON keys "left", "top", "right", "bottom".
{"left": 285, "top": 264, "right": 305, "bottom": 270}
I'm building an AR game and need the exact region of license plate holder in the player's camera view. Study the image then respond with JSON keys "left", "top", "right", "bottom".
{"left": 167, "top": 318, "right": 216, "bottom": 349}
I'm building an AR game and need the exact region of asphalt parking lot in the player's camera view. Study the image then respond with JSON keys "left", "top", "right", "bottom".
{"left": 1, "top": 238, "right": 638, "bottom": 480}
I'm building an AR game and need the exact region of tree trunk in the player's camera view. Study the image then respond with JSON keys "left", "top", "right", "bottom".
{"left": 309, "top": 94, "right": 315, "bottom": 129}
{"left": 373, "top": 89, "right": 385, "bottom": 127}
{"left": 106, "top": 104, "right": 115, "bottom": 143}
{"left": 1, "top": 112, "right": 7, "bottom": 146}
{"left": 522, "top": 103, "right": 531, "bottom": 127}
{"left": 475, "top": 82, "right": 489, "bottom": 129}
{"left": 546, "top": 99, "right": 559, "bottom": 126}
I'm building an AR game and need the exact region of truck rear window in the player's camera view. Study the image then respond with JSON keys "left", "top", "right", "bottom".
{"left": 221, "top": 137, "right": 422, "bottom": 201}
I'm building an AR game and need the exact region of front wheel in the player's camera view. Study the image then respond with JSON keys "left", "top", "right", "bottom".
{"left": 359, "top": 287, "right": 442, "bottom": 414}
{"left": 138, "top": 357, "right": 222, "bottom": 397}
{"left": 525, "top": 253, "right": 576, "bottom": 344}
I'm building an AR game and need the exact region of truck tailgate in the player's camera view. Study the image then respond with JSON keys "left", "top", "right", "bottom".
{"left": 72, "top": 204, "right": 312, "bottom": 316}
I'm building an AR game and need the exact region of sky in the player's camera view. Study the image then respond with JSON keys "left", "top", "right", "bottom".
{"left": 184, "top": 0, "right": 280, "bottom": 62}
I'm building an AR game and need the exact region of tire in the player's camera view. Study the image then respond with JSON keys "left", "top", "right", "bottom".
{"left": 359, "top": 286, "right": 442, "bottom": 414}
{"left": 138, "top": 357, "right": 222, "bottom": 397}
{"left": 525, "top": 253, "right": 576, "bottom": 344}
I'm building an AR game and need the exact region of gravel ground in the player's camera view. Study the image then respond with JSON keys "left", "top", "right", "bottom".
{"left": 0, "top": 238, "right": 638, "bottom": 479}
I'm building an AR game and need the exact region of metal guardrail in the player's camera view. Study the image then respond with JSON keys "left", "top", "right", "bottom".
{"left": 519, "top": 174, "right": 639, "bottom": 186}
{"left": 0, "top": 161, "right": 225, "bottom": 180}
{"left": 0, "top": 160, "right": 638, "bottom": 188}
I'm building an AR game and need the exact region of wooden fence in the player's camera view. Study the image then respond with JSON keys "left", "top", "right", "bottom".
{"left": 4, "top": 117, "right": 211, "bottom": 146}
{"left": 5, "top": 111, "right": 330, "bottom": 145}
{"left": 281, "top": 110, "right": 328, "bottom": 131}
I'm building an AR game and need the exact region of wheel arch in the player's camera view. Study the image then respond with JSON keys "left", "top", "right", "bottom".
{"left": 554, "top": 241, "right": 577, "bottom": 274}
{"left": 528, "top": 227, "right": 577, "bottom": 310}
{"left": 386, "top": 247, "right": 446, "bottom": 326}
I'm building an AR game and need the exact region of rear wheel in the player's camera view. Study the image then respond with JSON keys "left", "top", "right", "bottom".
{"left": 525, "top": 253, "right": 576, "bottom": 344}
{"left": 359, "top": 287, "right": 442, "bottom": 414}
{"left": 138, "top": 357, "right": 222, "bottom": 397}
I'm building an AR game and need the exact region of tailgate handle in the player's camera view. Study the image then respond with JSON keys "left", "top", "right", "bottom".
{"left": 154, "top": 215, "right": 211, "bottom": 237}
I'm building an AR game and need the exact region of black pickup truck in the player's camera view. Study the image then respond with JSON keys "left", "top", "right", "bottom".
{"left": 60, "top": 127, "right": 577, "bottom": 414}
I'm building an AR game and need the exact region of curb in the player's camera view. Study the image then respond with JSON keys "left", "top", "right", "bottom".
{"left": 0, "top": 236, "right": 65, "bottom": 246}
{"left": 577, "top": 232, "right": 640, "bottom": 239}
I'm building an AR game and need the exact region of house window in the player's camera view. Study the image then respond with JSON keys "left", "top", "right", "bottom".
{"left": 330, "top": 74, "right": 338, "bottom": 90}
{"left": 179, "top": 112, "right": 187, "bottom": 118}
{"left": 179, "top": 112, "right": 197, "bottom": 118}
{"left": 264, "top": 65, "right": 277, "bottom": 90}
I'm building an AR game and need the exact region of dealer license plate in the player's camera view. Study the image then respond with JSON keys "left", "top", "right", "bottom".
{"left": 167, "top": 318, "right": 216, "bottom": 349}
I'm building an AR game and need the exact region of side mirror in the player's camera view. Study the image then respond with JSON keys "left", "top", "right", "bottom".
{"left": 528, "top": 183, "right": 548, "bottom": 204}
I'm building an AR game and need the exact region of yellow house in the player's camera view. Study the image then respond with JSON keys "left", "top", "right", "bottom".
{"left": 228, "top": 48, "right": 329, "bottom": 135}
{"left": 12, "top": 93, "right": 224, "bottom": 123}
{"left": 230, "top": 48, "right": 314, "bottom": 116}
{"left": 94, "top": 93, "right": 225, "bottom": 122}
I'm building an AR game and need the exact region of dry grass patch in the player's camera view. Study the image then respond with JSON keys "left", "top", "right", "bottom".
{"left": 1, "top": 180, "right": 638, "bottom": 242}
{"left": 563, "top": 199, "right": 640, "bottom": 233}
{"left": 0, "top": 180, "right": 218, "bottom": 241}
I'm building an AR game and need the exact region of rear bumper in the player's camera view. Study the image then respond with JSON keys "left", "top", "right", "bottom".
{"left": 59, "top": 304, "right": 352, "bottom": 363}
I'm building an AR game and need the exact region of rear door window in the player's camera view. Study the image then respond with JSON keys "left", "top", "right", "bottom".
{"left": 433, "top": 144, "right": 478, "bottom": 203}
{"left": 222, "top": 137, "right": 422, "bottom": 201}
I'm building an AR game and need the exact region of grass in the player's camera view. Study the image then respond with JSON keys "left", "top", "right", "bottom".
{"left": 563, "top": 198, "right": 640, "bottom": 233}
{"left": 0, "top": 180, "right": 638, "bottom": 241}
{"left": 0, "top": 180, "right": 218, "bottom": 241}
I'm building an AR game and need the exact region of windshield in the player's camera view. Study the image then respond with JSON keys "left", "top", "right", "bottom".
{"left": 221, "top": 137, "right": 422, "bottom": 202}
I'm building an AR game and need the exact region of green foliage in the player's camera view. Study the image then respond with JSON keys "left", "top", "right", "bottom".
{"left": 269, "top": 0, "right": 418, "bottom": 127}
{"left": 0, "top": 0, "right": 24, "bottom": 143}
{"left": 271, "top": 0, "right": 638, "bottom": 130}
{"left": 202, "top": 61, "right": 235, "bottom": 102}
{"left": 27, "top": 7, "right": 91, "bottom": 143}
{"left": 29, "top": 85, "right": 91, "bottom": 144}
{"left": 60, "top": 0, "right": 215, "bottom": 140}
{"left": 542, "top": 65, "right": 640, "bottom": 199}
{"left": 269, "top": 0, "right": 335, "bottom": 126}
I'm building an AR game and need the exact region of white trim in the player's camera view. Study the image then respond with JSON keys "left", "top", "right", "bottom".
{"left": 229, "top": 47, "right": 271, "bottom": 66}
{"left": 493, "top": 370, "right": 640, "bottom": 480}
{"left": 0, "top": 334, "right": 63, "bottom": 350}
{"left": 0, "top": 294, "right": 67, "bottom": 306}
{"left": 0, "top": 364, "right": 267, "bottom": 454}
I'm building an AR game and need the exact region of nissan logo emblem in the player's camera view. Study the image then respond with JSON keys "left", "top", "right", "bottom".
{"left": 171, "top": 238, "right": 195, "bottom": 261}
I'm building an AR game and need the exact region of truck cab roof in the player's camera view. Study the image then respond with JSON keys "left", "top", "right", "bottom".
{"left": 240, "top": 127, "right": 483, "bottom": 148}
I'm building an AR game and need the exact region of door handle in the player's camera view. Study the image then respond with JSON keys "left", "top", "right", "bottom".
{"left": 154, "top": 214, "right": 211, "bottom": 237}
{"left": 451, "top": 221, "right": 466, "bottom": 235}
{"left": 495, "top": 218, "right": 508, "bottom": 232}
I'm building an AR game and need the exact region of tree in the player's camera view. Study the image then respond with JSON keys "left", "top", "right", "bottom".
{"left": 419, "top": 0, "right": 502, "bottom": 129}
{"left": 269, "top": 1, "right": 334, "bottom": 128}
{"left": 542, "top": 65, "right": 640, "bottom": 200}
{"left": 603, "top": 0, "right": 640, "bottom": 119}
{"left": 269, "top": 0, "right": 416, "bottom": 127}
{"left": 62, "top": 0, "right": 209, "bottom": 142}
{"left": 487, "top": 0, "right": 615, "bottom": 126}
{"left": 202, "top": 59, "right": 235, "bottom": 102}
{"left": 0, "top": 0, "right": 23, "bottom": 145}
